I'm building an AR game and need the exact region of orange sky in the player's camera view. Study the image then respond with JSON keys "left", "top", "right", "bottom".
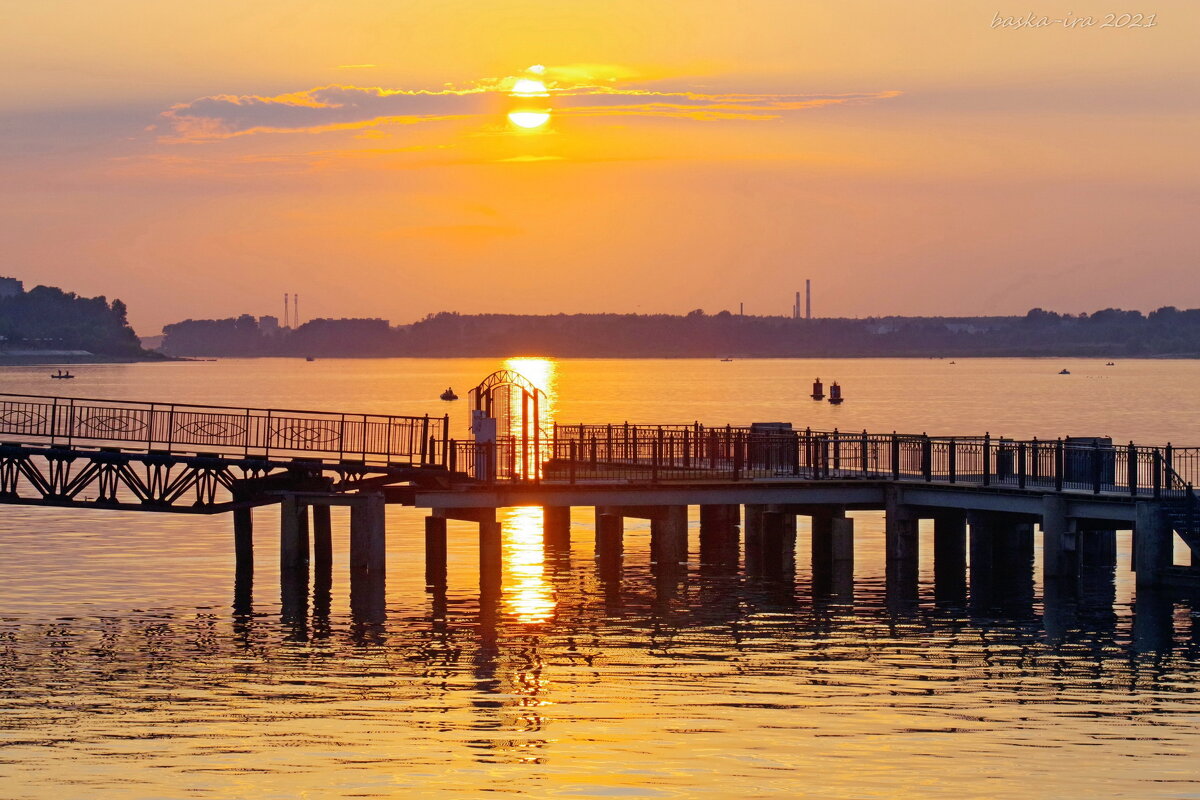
{"left": 1, "top": 1, "right": 1197, "bottom": 333}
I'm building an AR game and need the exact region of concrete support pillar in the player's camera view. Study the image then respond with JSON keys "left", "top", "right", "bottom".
{"left": 1041, "top": 495, "right": 1076, "bottom": 580}
{"left": 425, "top": 515, "right": 448, "bottom": 588}
{"left": 543, "top": 505, "right": 571, "bottom": 553}
{"left": 743, "top": 504, "right": 766, "bottom": 573}
{"left": 700, "top": 504, "right": 740, "bottom": 528}
{"left": 280, "top": 495, "right": 310, "bottom": 574}
{"left": 234, "top": 507, "right": 254, "bottom": 575}
{"left": 1080, "top": 529, "right": 1117, "bottom": 569}
{"left": 311, "top": 504, "right": 333, "bottom": 621}
{"left": 884, "top": 489, "right": 919, "bottom": 604}
{"left": 699, "top": 504, "right": 739, "bottom": 573}
{"left": 479, "top": 519, "right": 502, "bottom": 598}
{"left": 829, "top": 516, "right": 855, "bottom": 599}
{"left": 595, "top": 507, "right": 623, "bottom": 581}
{"left": 756, "top": 510, "right": 788, "bottom": 577}
{"left": 1134, "top": 502, "right": 1172, "bottom": 588}
{"left": 312, "top": 504, "right": 332, "bottom": 576}
{"left": 279, "top": 495, "right": 310, "bottom": 631}
{"left": 933, "top": 511, "right": 967, "bottom": 602}
{"left": 812, "top": 509, "right": 853, "bottom": 598}
{"left": 349, "top": 493, "right": 386, "bottom": 623}
{"left": 650, "top": 505, "right": 689, "bottom": 566}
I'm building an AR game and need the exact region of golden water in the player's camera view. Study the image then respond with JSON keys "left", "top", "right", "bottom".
{"left": 0, "top": 357, "right": 1198, "bottom": 798}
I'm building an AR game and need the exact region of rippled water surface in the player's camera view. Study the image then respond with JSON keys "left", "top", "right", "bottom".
{"left": 1, "top": 357, "right": 1199, "bottom": 799}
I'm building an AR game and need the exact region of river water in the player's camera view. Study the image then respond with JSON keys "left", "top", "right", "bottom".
{"left": 0, "top": 357, "right": 1198, "bottom": 799}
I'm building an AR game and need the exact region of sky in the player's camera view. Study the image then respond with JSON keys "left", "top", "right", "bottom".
{"left": 1, "top": 0, "right": 1198, "bottom": 334}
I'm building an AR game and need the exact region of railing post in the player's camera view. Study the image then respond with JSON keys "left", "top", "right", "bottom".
{"left": 1017, "top": 441, "right": 1027, "bottom": 489}
{"left": 709, "top": 431, "right": 718, "bottom": 469}
{"left": 1054, "top": 438, "right": 1064, "bottom": 492}
{"left": 449, "top": 439, "right": 457, "bottom": 473}
{"left": 49, "top": 398, "right": 59, "bottom": 446}
{"left": 441, "top": 414, "right": 450, "bottom": 467}
{"left": 569, "top": 439, "right": 577, "bottom": 484}
{"left": 982, "top": 433, "right": 991, "bottom": 487}
{"left": 733, "top": 436, "right": 743, "bottom": 481}
{"left": 419, "top": 415, "right": 430, "bottom": 466}
{"left": 651, "top": 436, "right": 660, "bottom": 484}
{"left": 832, "top": 428, "right": 841, "bottom": 472}
{"left": 1152, "top": 449, "right": 1162, "bottom": 498}
{"left": 922, "top": 434, "right": 932, "bottom": 482}
{"left": 1030, "top": 438, "right": 1040, "bottom": 482}
{"left": 1127, "top": 442, "right": 1137, "bottom": 496}
{"left": 1092, "top": 441, "right": 1102, "bottom": 494}
{"left": 792, "top": 431, "right": 801, "bottom": 476}
{"left": 891, "top": 433, "right": 900, "bottom": 481}
{"left": 861, "top": 430, "right": 869, "bottom": 477}
{"left": 948, "top": 437, "right": 957, "bottom": 483}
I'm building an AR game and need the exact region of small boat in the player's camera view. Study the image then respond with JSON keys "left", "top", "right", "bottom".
{"left": 811, "top": 377, "right": 824, "bottom": 400}
{"left": 1105, "top": 361, "right": 1115, "bottom": 366}
{"left": 440, "top": 387, "right": 458, "bottom": 401}
{"left": 828, "top": 382, "right": 844, "bottom": 404}
{"left": 305, "top": 356, "right": 315, "bottom": 362}
{"left": 720, "top": 357, "right": 733, "bottom": 362}
{"left": 50, "top": 370, "right": 74, "bottom": 379}
{"left": 949, "top": 360, "right": 956, "bottom": 365}
{"left": 1059, "top": 369, "right": 1071, "bottom": 375}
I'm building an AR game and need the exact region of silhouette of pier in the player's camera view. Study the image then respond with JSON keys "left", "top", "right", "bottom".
{"left": 2, "top": 383, "right": 1198, "bottom": 625}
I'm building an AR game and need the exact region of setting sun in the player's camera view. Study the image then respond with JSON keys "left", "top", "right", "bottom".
{"left": 508, "top": 110, "right": 551, "bottom": 129}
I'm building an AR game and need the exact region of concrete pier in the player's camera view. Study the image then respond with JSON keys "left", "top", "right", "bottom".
{"left": 425, "top": 515, "right": 447, "bottom": 588}
{"left": 812, "top": 509, "right": 854, "bottom": 599}
{"left": 699, "top": 504, "right": 740, "bottom": 573}
{"left": 349, "top": 493, "right": 386, "bottom": 622}
{"left": 884, "top": 490, "right": 919, "bottom": 605}
{"left": 544, "top": 505, "right": 571, "bottom": 553}
{"left": 933, "top": 511, "right": 967, "bottom": 602}
{"left": 1135, "top": 502, "right": 1172, "bottom": 588}
{"left": 1041, "top": 495, "right": 1076, "bottom": 580}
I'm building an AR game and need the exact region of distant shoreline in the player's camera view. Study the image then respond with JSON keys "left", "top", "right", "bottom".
{"left": 0, "top": 353, "right": 179, "bottom": 366}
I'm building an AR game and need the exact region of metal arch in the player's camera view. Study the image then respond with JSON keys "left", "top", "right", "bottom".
{"left": 469, "top": 370, "right": 545, "bottom": 409}
{"left": 469, "top": 370, "right": 547, "bottom": 480}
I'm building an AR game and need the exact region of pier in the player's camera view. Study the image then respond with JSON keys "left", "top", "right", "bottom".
{"left": 1, "top": 376, "right": 1198, "bottom": 619}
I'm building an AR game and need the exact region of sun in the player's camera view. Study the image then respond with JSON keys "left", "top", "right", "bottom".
{"left": 511, "top": 78, "right": 548, "bottom": 97}
{"left": 508, "top": 111, "right": 551, "bottom": 129}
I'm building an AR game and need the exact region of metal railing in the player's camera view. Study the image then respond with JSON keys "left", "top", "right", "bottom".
{"left": 524, "top": 422, "right": 1200, "bottom": 496}
{"left": 0, "top": 393, "right": 448, "bottom": 466}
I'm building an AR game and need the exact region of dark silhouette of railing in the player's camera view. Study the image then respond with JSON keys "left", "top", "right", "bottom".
{"left": 441, "top": 422, "right": 1200, "bottom": 497}
{"left": 0, "top": 393, "right": 448, "bottom": 466}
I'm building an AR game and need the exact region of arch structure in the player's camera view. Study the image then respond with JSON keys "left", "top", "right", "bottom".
{"left": 469, "top": 370, "right": 547, "bottom": 480}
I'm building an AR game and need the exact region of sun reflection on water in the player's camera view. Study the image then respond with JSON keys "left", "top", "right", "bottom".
{"left": 500, "top": 506, "right": 556, "bottom": 624}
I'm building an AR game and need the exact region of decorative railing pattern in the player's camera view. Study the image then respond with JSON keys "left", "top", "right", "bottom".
{"left": 0, "top": 394, "right": 447, "bottom": 465}
{"left": 512, "top": 422, "right": 1200, "bottom": 496}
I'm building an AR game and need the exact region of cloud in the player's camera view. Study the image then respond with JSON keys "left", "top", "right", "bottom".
{"left": 161, "top": 71, "right": 900, "bottom": 141}
{"left": 162, "top": 86, "right": 490, "bottom": 140}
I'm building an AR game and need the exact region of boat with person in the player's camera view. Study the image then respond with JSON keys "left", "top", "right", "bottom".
{"left": 440, "top": 387, "right": 458, "bottom": 401}
{"left": 50, "top": 370, "right": 74, "bottom": 379}
{"left": 1059, "top": 369, "right": 1071, "bottom": 375}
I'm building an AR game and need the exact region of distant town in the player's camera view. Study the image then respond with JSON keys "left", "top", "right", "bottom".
{"left": 3, "top": 276, "right": 1200, "bottom": 361}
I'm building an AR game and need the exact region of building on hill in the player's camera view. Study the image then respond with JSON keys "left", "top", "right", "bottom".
{"left": 0, "top": 277, "right": 24, "bottom": 298}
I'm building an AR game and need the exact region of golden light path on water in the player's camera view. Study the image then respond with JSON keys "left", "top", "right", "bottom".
{"left": 499, "top": 357, "right": 558, "bottom": 624}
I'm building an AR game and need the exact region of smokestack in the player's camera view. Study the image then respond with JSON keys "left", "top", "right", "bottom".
{"left": 294, "top": 293, "right": 300, "bottom": 327}
{"left": 739, "top": 301, "right": 744, "bottom": 316}
{"left": 805, "top": 279, "right": 811, "bottom": 320}
{"left": 284, "top": 293, "right": 290, "bottom": 328}
{"left": 794, "top": 291, "right": 800, "bottom": 320}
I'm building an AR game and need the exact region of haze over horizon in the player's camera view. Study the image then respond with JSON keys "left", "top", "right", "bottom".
{"left": 3, "top": 1, "right": 1197, "bottom": 334}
